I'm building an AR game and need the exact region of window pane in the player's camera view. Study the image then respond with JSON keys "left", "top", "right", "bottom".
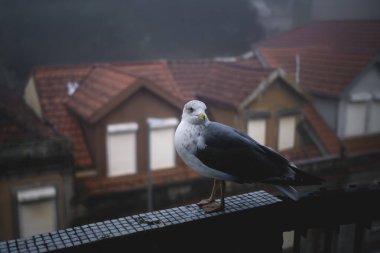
{"left": 345, "top": 103, "right": 367, "bottom": 137}
{"left": 107, "top": 124, "right": 137, "bottom": 177}
{"left": 247, "top": 119, "right": 266, "bottom": 145}
{"left": 150, "top": 127, "right": 176, "bottom": 170}
{"left": 278, "top": 116, "right": 296, "bottom": 151}
{"left": 18, "top": 198, "right": 57, "bottom": 239}
{"left": 368, "top": 101, "right": 380, "bottom": 134}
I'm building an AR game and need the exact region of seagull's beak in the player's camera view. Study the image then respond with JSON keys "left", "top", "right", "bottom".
{"left": 197, "top": 112, "right": 207, "bottom": 121}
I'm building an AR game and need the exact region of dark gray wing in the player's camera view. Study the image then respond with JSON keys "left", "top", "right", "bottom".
{"left": 195, "top": 122, "right": 292, "bottom": 183}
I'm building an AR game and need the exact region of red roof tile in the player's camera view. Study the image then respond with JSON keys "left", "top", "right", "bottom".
{"left": 303, "top": 104, "right": 341, "bottom": 155}
{"left": 113, "top": 61, "right": 185, "bottom": 100}
{"left": 343, "top": 135, "right": 380, "bottom": 155}
{"left": 33, "top": 65, "right": 93, "bottom": 168}
{"left": 77, "top": 167, "right": 200, "bottom": 196}
{"left": 197, "top": 62, "right": 274, "bottom": 108}
{"left": 167, "top": 58, "right": 264, "bottom": 102}
{"left": 167, "top": 60, "right": 212, "bottom": 101}
{"left": 258, "top": 20, "right": 380, "bottom": 53}
{"left": 259, "top": 47, "right": 372, "bottom": 97}
{"left": 66, "top": 67, "right": 139, "bottom": 122}
{"left": 33, "top": 61, "right": 187, "bottom": 167}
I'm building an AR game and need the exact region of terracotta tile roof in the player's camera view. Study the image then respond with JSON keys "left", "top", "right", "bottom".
{"left": 33, "top": 61, "right": 187, "bottom": 167}
{"left": 343, "top": 135, "right": 380, "bottom": 155}
{"left": 33, "top": 65, "right": 93, "bottom": 168}
{"left": 303, "top": 104, "right": 341, "bottom": 155}
{"left": 66, "top": 67, "right": 139, "bottom": 122}
{"left": 167, "top": 60, "right": 212, "bottom": 101}
{"left": 258, "top": 47, "right": 373, "bottom": 97}
{"left": 66, "top": 63, "right": 186, "bottom": 123}
{"left": 258, "top": 20, "right": 380, "bottom": 53}
{"left": 0, "top": 89, "right": 55, "bottom": 145}
{"left": 167, "top": 58, "right": 264, "bottom": 102}
{"left": 113, "top": 61, "right": 185, "bottom": 100}
{"left": 254, "top": 20, "right": 380, "bottom": 158}
{"left": 77, "top": 167, "right": 200, "bottom": 196}
{"left": 197, "top": 62, "right": 274, "bottom": 108}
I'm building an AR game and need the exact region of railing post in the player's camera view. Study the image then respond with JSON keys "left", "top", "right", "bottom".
{"left": 293, "top": 229, "right": 302, "bottom": 253}
{"left": 353, "top": 223, "right": 365, "bottom": 253}
{"left": 323, "top": 227, "right": 333, "bottom": 253}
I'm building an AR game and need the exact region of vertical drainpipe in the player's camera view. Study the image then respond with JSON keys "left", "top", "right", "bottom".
{"left": 295, "top": 54, "right": 301, "bottom": 84}
{"left": 146, "top": 119, "right": 153, "bottom": 212}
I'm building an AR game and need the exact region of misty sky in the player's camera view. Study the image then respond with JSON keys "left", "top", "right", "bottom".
{"left": 0, "top": 0, "right": 379, "bottom": 92}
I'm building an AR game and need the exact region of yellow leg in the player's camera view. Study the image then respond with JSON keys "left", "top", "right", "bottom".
{"left": 197, "top": 179, "right": 217, "bottom": 206}
{"left": 202, "top": 180, "right": 225, "bottom": 213}
{"left": 220, "top": 180, "right": 225, "bottom": 207}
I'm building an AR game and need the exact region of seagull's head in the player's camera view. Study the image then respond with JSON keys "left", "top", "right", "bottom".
{"left": 181, "top": 100, "right": 208, "bottom": 125}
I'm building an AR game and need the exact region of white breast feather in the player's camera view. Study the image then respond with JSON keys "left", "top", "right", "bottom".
{"left": 174, "top": 121, "right": 236, "bottom": 181}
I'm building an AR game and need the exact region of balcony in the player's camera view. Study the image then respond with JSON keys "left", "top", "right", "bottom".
{"left": 1, "top": 184, "right": 380, "bottom": 253}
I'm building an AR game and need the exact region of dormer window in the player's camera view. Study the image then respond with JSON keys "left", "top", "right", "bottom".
{"left": 106, "top": 122, "right": 138, "bottom": 177}
{"left": 247, "top": 118, "right": 267, "bottom": 145}
{"left": 344, "top": 92, "right": 380, "bottom": 137}
{"left": 278, "top": 115, "right": 296, "bottom": 151}
{"left": 246, "top": 111, "right": 270, "bottom": 146}
{"left": 147, "top": 118, "right": 178, "bottom": 170}
{"left": 276, "top": 108, "right": 299, "bottom": 151}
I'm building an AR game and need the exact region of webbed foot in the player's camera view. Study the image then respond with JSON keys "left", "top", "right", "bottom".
{"left": 202, "top": 202, "right": 224, "bottom": 213}
{"left": 197, "top": 199, "right": 214, "bottom": 207}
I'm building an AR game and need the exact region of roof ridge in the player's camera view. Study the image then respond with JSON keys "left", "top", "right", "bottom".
{"left": 105, "top": 64, "right": 156, "bottom": 81}
{"left": 75, "top": 65, "right": 98, "bottom": 88}
{"left": 160, "top": 61, "right": 187, "bottom": 102}
{"left": 196, "top": 61, "right": 219, "bottom": 95}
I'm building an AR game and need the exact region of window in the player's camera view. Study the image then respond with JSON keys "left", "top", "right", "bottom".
{"left": 17, "top": 186, "right": 57, "bottom": 239}
{"left": 345, "top": 102, "right": 367, "bottom": 137}
{"left": 278, "top": 116, "right": 296, "bottom": 151}
{"left": 368, "top": 101, "right": 380, "bottom": 134}
{"left": 344, "top": 92, "right": 380, "bottom": 137}
{"left": 148, "top": 118, "right": 178, "bottom": 170}
{"left": 106, "top": 122, "right": 138, "bottom": 177}
{"left": 247, "top": 118, "right": 266, "bottom": 145}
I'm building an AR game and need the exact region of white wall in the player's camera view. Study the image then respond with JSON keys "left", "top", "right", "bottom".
{"left": 339, "top": 65, "right": 380, "bottom": 137}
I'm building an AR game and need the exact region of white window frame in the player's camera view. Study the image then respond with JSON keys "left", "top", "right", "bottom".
{"left": 17, "top": 186, "right": 57, "bottom": 239}
{"left": 344, "top": 102, "right": 367, "bottom": 137}
{"left": 247, "top": 118, "right": 267, "bottom": 145}
{"left": 368, "top": 94, "right": 380, "bottom": 134}
{"left": 343, "top": 92, "right": 374, "bottom": 137}
{"left": 278, "top": 116, "right": 296, "bottom": 151}
{"left": 106, "top": 122, "right": 138, "bottom": 177}
{"left": 147, "top": 118, "right": 178, "bottom": 171}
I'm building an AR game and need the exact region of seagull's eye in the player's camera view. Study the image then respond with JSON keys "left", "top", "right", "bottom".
{"left": 187, "top": 107, "right": 194, "bottom": 113}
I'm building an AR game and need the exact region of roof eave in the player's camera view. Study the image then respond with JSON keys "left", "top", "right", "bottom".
{"left": 86, "top": 79, "right": 183, "bottom": 124}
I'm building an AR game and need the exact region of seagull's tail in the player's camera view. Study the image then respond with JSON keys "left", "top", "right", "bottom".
{"left": 273, "top": 185, "right": 299, "bottom": 201}
{"left": 291, "top": 166, "right": 324, "bottom": 186}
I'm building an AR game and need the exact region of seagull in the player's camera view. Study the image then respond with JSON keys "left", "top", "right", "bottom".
{"left": 174, "top": 100, "right": 323, "bottom": 213}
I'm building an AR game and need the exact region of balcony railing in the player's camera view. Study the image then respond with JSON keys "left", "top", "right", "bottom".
{"left": 1, "top": 184, "right": 380, "bottom": 253}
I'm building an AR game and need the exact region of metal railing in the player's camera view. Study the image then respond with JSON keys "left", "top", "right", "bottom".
{"left": 1, "top": 184, "right": 379, "bottom": 253}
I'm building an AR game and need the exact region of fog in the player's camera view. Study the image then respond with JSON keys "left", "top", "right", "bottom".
{"left": 0, "top": 0, "right": 379, "bottom": 91}
{"left": 0, "top": 0, "right": 262, "bottom": 91}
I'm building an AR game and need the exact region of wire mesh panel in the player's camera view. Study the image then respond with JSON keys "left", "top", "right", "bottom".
{"left": 0, "top": 191, "right": 281, "bottom": 253}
